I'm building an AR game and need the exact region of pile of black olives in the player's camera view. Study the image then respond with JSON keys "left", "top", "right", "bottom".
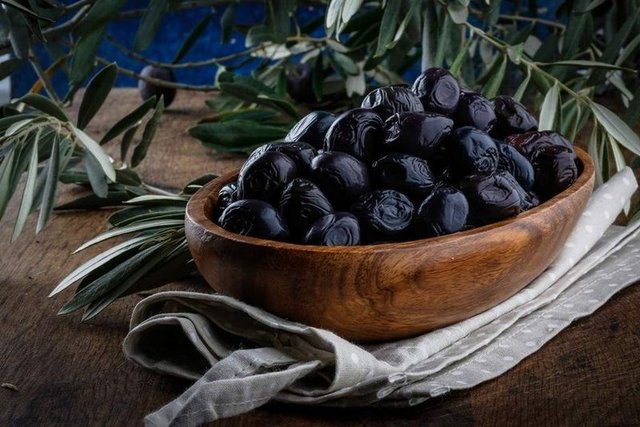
{"left": 216, "top": 67, "right": 580, "bottom": 246}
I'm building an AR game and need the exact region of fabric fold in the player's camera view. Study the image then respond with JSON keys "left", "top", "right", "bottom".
{"left": 122, "top": 168, "right": 639, "bottom": 427}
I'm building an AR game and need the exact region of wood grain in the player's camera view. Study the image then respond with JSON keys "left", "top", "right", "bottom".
{"left": 0, "top": 89, "right": 638, "bottom": 425}
{"left": 186, "top": 149, "right": 594, "bottom": 342}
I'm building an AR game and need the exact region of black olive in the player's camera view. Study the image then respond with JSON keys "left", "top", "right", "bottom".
{"left": 383, "top": 112, "right": 454, "bottom": 160}
{"left": 323, "top": 108, "right": 385, "bottom": 163}
{"left": 279, "top": 178, "right": 333, "bottom": 239}
{"left": 286, "top": 62, "right": 316, "bottom": 103}
{"left": 454, "top": 92, "right": 497, "bottom": 132}
{"left": 304, "top": 212, "right": 361, "bottom": 246}
{"left": 310, "top": 151, "right": 370, "bottom": 207}
{"left": 529, "top": 144, "right": 579, "bottom": 199}
{"left": 219, "top": 199, "right": 290, "bottom": 241}
{"left": 247, "top": 142, "right": 317, "bottom": 175}
{"left": 351, "top": 189, "right": 414, "bottom": 241}
{"left": 415, "top": 185, "right": 469, "bottom": 237}
{"left": 496, "top": 171, "right": 538, "bottom": 211}
{"left": 215, "top": 181, "right": 238, "bottom": 220}
{"left": 446, "top": 126, "right": 499, "bottom": 178}
{"left": 237, "top": 151, "right": 297, "bottom": 202}
{"left": 285, "top": 111, "right": 337, "bottom": 149}
{"left": 138, "top": 65, "right": 177, "bottom": 107}
{"left": 461, "top": 173, "right": 522, "bottom": 225}
{"left": 371, "top": 153, "right": 435, "bottom": 199}
{"left": 491, "top": 95, "right": 538, "bottom": 139}
{"left": 361, "top": 86, "right": 424, "bottom": 120}
{"left": 504, "top": 130, "right": 574, "bottom": 160}
{"left": 412, "top": 68, "right": 461, "bottom": 115}
{"left": 496, "top": 141, "right": 535, "bottom": 190}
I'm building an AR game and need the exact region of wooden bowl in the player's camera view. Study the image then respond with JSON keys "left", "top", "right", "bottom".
{"left": 186, "top": 148, "right": 594, "bottom": 342}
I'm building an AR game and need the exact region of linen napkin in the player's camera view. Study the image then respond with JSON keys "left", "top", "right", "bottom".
{"left": 123, "top": 168, "right": 639, "bottom": 427}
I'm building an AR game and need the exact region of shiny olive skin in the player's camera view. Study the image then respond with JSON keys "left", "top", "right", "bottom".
{"left": 309, "top": 151, "right": 370, "bottom": 207}
{"left": 496, "top": 141, "right": 535, "bottom": 190}
{"left": 351, "top": 189, "right": 414, "bottom": 241}
{"left": 412, "top": 68, "right": 461, "bottom": 115}
{"left": 285, "top": 111, "right": 337, "bottom": 149}
{"left": 138, "top": 65, "right": 176, "bottom": 107}
{"left": 491, "top": 95, "right": 538, "bottom": 139}
{"left": 237, "top": 151, "right": 297, "bottom": 202}
{"left": 384, "top": 112, "right": 454, "bottom": 159}
{"left": 530, "top": 145, "right": 579, "bottom": 199}
{"left": 504, "top": 130, "right": 574, "bottom": 159}
{"left": 304, "top": 212, "right": 361, "bottom": 246}
{"left": 371, "top": 153, "right": 436, "bottom": 199}
{"left": 361, "top": 86, "right": 424, "bottom": 120}
{"left": 446, "top": 127, "right": 499, "bottom": 178}
{"left": 323, "top": 108, "right": 384, "bottom": 163}
{"left": 461, "top": 173, "right": 522, "bottom": 225}
{"left": 279, "top": 178, "right": 333, "bottom": 238}
{"left": 454, "top": 92, "right": 496, "bottom": 132}
{"left": 247, "top": 142, "right": 317, "bottom": 175}
{"left": 219, "top": 199, "right": 290, "bottom": 241}
{"left": 415, "top": 185, "right": 469, "bottom": 237}
{"left": 286, "top": 62, "right": 315, "bottom": 103}
{"left": 215, "top": 181, "right": 238, "bottom": 219}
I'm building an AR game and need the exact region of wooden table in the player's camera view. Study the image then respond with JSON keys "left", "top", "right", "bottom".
{"left": 1, "top": 89, "right": 639, "bottom": 426}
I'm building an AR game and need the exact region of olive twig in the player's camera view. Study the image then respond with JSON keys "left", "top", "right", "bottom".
{"left": 28, "top": 50, "right": 61, "bottom": 104}
{"left": 105, "top": 35, "right": 265, "bottom": 69}
{"left": 95, "top": 57, "right": 220, "bottom": 92}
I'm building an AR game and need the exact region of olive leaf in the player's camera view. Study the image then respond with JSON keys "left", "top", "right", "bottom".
{"left": 77, "top": 63, "right": 118, "bottom": 130}
{"left": 591, "top": 102, "right": 640, "bottom": 157}
{"left": 539, "top": 83, "right": 560, "bottom": 131}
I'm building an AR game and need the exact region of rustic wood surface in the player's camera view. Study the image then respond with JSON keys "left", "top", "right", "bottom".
{"left": 186, "top": 152, "right": 593, "bottom": 342}
{"left": 1, "top": 89, "right": 639, "bottom": 425}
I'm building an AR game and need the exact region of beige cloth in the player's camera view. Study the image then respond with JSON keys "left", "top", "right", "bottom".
{"left": 123, "top": 168, "right": 639, "bottom": 426}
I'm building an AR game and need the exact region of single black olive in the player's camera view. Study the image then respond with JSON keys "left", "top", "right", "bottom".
{"left": 383, "top": 112, "right": 454, "bottom": 160}
{"left": 351, "top": 189, "right": 414, "bottom": 241}
{"left": 529, "top": 144, "right": 579, "bottom": 199}
{"left": 504, "top": 130, "right": 574, "bottom": 160}
{"left": 454, "top": 92, "right": 497, "bottom": 132}
{"left": 361, "top": 86, "right": 424, "bottom": 120}
{"left": 138, "top": 65, "right": 177, "bottom": 107}
{"left": 309, "top": 151, "right": 370, "bottom": 207}
{"left": 491, "top": 95, "right": 538, "bottom": 139}
{"left": 215, "top": 181, "right": 238, "bottom": 220}
{"left": 286, "top": 62, "right": 316, "bottom": 103}
{"left": 412, "top": 68, "right": 461, "bottom": 115}
{"left": 323, "top": 108, "right": 384, "bottom": 163}
{"left": 496, "top": 141, "right": 535, "bottom": 190}
{"left": 237, "top": 151, "right": 297, "bottom": 202}
{"left": 219, "top": 199, "right": 290, "bottom": 241}
{"left": 285, "top": 111, "right": 337, "bottom": 149}
{"left": 497, "top": 171, "right": 538, "bottom": 211}
{"left": 415, "top": 185, "right": 469, "bottom": 237}
{"left": 248, "top": 142, "right": 317, "bottom": 175}
{"left": 461, "top": 173, "right": 522, "bottom": 225}
{"left": 304, "top": 212, "right": 361, "bottom": 246}
{"left": 279, "top": 178, "right": 333, "bottom": 239}
{"left": 446, "top": 126, "right": 499, "bottom": 178}
{"left": 371, "top": 153, "right": 436, "bottom": 199}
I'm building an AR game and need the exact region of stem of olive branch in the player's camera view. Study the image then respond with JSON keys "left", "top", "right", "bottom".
{"left": 105, "top": 35, "right": 326, "bottom": 70}
{"left": 94, "top": 58, "right": 220, "bottom": 92}
{"left": 105, "top": 35, "right": 265, "bottom": 69}
{"left": 28, "top": 51, "right": 61, "bottom": 104}
{"left": 464, "top": 22, "right": 588, "bottom": 103}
